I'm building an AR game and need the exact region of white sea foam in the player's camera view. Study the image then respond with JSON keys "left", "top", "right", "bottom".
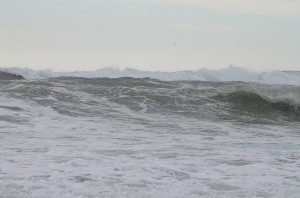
{"left": 2, "top": 66, "right": 300, "bottom": 86}
{"left": 0, "top": 89, "right": 299, "bottom": 197}
{"left": 0, "top": 78, "right": 300, "bottom": 197}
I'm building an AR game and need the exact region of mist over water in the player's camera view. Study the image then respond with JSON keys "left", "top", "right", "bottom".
{"left": 0, "top": 69, "right": 300, "bottom": 197}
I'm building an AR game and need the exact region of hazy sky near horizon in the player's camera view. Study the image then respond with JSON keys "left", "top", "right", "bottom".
{"left": 0, "top": 0, "right": 300, "bottom": 71}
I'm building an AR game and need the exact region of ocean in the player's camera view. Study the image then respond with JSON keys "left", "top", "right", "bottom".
{"left": 0, "top": 68, "right": 299, "bottom": 197}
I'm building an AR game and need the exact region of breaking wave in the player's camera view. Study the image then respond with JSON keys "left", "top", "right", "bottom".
{"left": 0, "top": 71, "right": 24, "bottom": 80}
{"left": 1, "top": 77, "right": 299, "bottom": 123}
{"left": 1, "top": 66, "right": 300, "bottom": 86}
{"left": 217, "top": 90, "right": 300, "bottom": 114}
{"left": 0, "top": 75, "right": 300, "bottom": 197}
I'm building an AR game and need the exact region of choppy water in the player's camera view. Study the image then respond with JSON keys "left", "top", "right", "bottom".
{"left": 0, "top": 76, "right": 300, "bottom": 197}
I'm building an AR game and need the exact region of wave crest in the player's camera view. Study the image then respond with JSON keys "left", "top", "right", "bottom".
{"left": 1, "top": 66, "right": 300, "bottom": 86}
{"left": 218, "top": 90, "right": 300, "bottom": 114}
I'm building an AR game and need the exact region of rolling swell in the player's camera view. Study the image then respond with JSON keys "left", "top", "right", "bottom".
{"left": 0, "top": 77, "right": 299, "bottom": 122}
{"left": 215, "top": 90, "right": 300, "bottom": 123}
{"left": 224, "top": 91, "right": 299, "bottom": 113}
{"left": 0, "top": 71, "right": 24, "bottom": 80}
{"left": 3, "top": 66, "right": 300, "bottom": 85}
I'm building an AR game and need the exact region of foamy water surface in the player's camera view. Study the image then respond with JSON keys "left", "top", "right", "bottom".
{"left": 0, "top": 71, "right": 300, "bottom": 197}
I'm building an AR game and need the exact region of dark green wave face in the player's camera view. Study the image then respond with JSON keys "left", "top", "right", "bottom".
{"left": 0, "top": 71, "right": 24, "bottom": 80}
{"left": 224, "top": 91, "right": 299, "bottom": 114}
{"left": 214, "top": 90, "right": 300, "bottom": 123}
{"left": 1, "top": 77, "right": 299, "bottom": 124}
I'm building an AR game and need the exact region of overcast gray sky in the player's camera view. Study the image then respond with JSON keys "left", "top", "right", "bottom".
{"left": 0, "top": 0, "right": 299, "bottom": 71}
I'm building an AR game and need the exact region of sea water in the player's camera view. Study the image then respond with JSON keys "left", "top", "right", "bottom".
{"left": 0, "top": 68, "right": 299, "bottom": 197}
